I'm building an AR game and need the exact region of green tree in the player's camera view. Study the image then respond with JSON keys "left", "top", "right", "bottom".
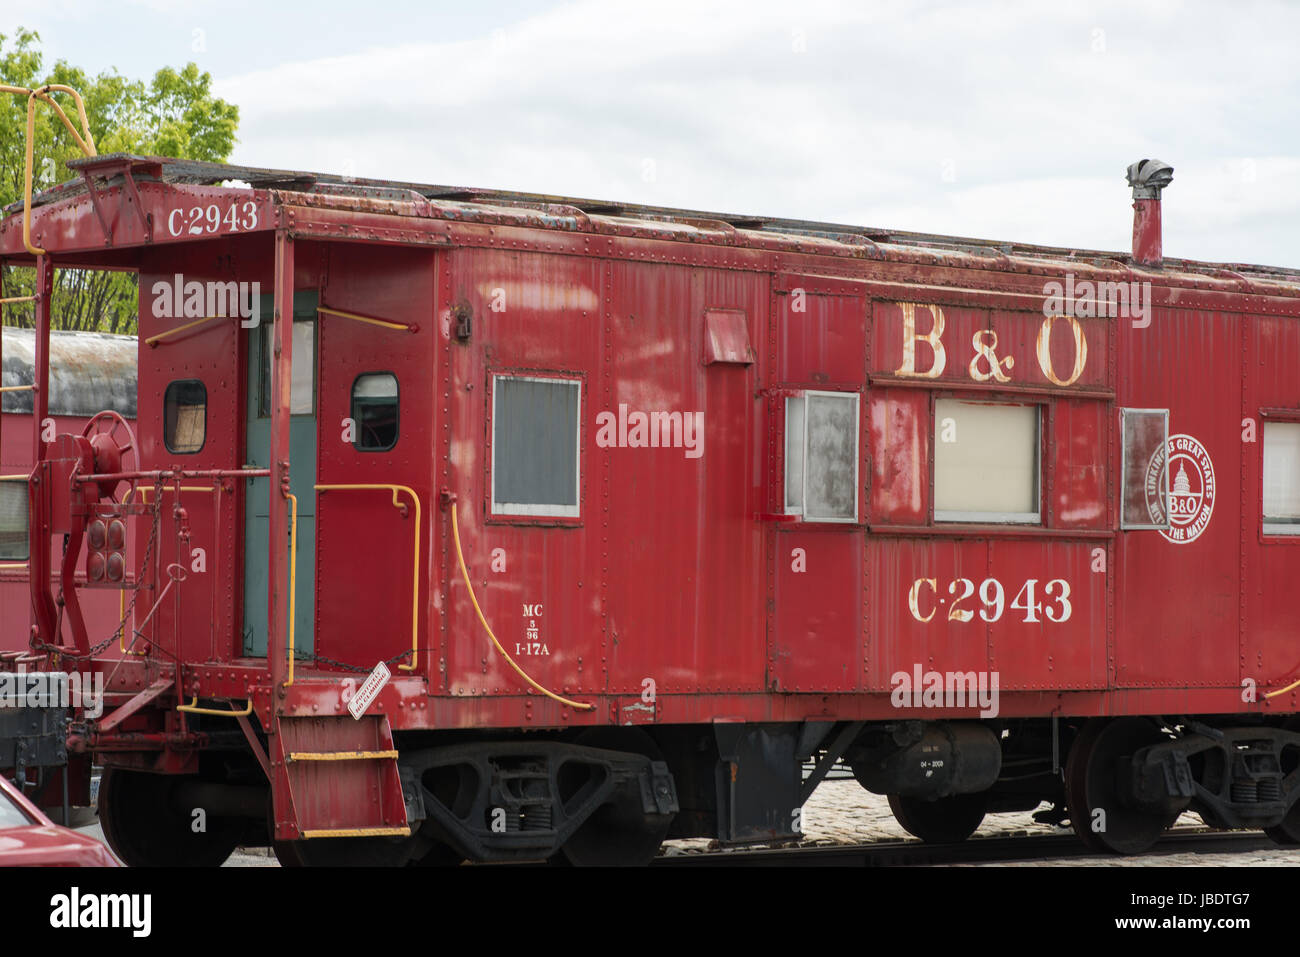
{"left": 0, "top": 28, "right": 239, "bottom": 334}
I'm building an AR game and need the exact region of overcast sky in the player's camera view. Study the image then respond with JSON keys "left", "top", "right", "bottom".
{"left": 6, "top": 0, "right": 1298, "bottom": 267}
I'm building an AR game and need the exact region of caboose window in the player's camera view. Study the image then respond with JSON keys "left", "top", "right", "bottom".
{"left": 784, "top": 391, "right": 859, "bottom": 522}
{"left": 1120, "top": 408, "right": 1170, "bottom": 529}
{"left": 164, "top": 379, "right": 207, "bottom": 454}
{"left": 351, "top": 373, "right": 399, "bottom": 451}
{"left": 1263, "top": 422, "right": 1300, "bottom": 534}
{"left": 257, "top": 321, "right": 316, "bottom": 416}
{"left": 934, "top": 400, "right": 1039, "bottom": 523}
{"left": 0, "top": 480, "right": 28, "bottom": 561}
{"left": 491, "top": 375, "right": 580, "bottom": 518}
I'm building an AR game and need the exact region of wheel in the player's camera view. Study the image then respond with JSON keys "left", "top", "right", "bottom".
{"left": 888, "top": 792, "right": 987, "bottom": 843}
{"left": 1265, "top": 811, "right": 1300, "bottom": 845}
{"left": 559, "top": 727, "right": 673, "bottom": 867}
{"left": 1265, "top": 718, "right": 1300, "bottom": 846}
{"left": 1064, "top": 717, "right": 1177, "bottom": 855}
{"left": 99, "top": 768, "right": 242, "bottom": 867}
{"left": 80, "top": 410, "right": 138, "bottom": 502}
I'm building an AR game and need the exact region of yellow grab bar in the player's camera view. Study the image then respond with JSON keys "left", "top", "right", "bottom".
{"left": 144, "top": 315, "right": 227, "bottom": 347}
{"left": 178, "top": 697, "right": 254, "bottom": 717}
{"left": 317, "top": 306, "right": 416, "bottom": 333}
{"left": 285, "top": 492, "right": 298, "bottom": 687}
{"left": 450, "top": 502, "right": 593, "bottom": 711}
{"left": 1264, "top": 677, "right": 1300, "bottom": 700}
{"left": 1, "top": 83, "right": 96, "bottom": 256}
{"left": 314, "top": 484, "right": 421, "bottom": 672}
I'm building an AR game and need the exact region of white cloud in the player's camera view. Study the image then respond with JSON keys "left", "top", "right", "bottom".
{"left": 210, "top": 0, "right": 1300, "bottom": 266}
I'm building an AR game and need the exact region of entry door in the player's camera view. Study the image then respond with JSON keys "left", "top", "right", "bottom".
{"left": 243, "top": 291, "right": 318, "bottom": 658}
{"left": 768, "top": 283, "right": 868, "bottom": 692}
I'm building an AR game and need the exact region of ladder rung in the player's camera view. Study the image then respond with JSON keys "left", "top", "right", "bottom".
{"left": 286, "top": 749, "right": 399, "bottom": 762}
{"left": 300, "top": 826, "right": 410, "bottom": 839}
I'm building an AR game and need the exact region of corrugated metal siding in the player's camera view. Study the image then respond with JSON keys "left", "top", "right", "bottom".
{"left": 1, "top": 327, "right": 136, "bottom": 416}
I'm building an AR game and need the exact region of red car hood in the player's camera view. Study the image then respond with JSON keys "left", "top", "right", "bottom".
{"left": 0, "top": 825, "right": 121, "bottom": 867}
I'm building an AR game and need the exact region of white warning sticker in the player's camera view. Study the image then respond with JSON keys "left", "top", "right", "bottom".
{"left": 348, "top": 661, "right": 391, "bottom": 720}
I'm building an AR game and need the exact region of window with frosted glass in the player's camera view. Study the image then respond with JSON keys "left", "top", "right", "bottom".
{"left": 1120, "top": 409, "right": 1170, "bottom": 529}
{"left": 784, "top": 391, "right": 858, "bottom": 522}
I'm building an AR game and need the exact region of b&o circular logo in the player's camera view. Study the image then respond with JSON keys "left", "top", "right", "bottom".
{"left": 1145, "top": 433, "right": 1215, "bottom": 544}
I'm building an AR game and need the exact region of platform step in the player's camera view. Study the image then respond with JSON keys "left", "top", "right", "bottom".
{"left": 272, "top": 715, "right": 409, "bottom": 840}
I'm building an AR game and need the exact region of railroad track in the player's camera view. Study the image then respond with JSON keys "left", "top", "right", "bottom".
{"left": 651, "top": 828, "right": 1277, "bottom": 866}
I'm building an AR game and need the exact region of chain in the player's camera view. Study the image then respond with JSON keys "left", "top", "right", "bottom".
{"left": 296, "top": 649, "right": 416, "bottom": 673}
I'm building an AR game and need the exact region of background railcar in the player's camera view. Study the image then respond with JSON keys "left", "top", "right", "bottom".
{"left": 1, "top": 327, "right": 137, "bottom": 652}
{"left": 3, "top": 149, "right": 1300, "bottom": 864}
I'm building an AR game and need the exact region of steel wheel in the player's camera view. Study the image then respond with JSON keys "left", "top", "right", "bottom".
{"left": 1264, "top": 719, "right": 1300, "bottom": 846}
{"left": 888, "top": 792, "right": 987, "bottom": 843}
{"left": 99, "top": 767, "right": 243, "bottom": 867}
{"left": 560, "top": 727, "right": 673, "bottom": 867}
{"left": 1065, "top": 717, "right": 1176, "bottom": 855}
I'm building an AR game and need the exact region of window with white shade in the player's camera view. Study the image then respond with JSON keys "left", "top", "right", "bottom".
{"left": 784, "top": 391, "right": 859, "bottom": 522}
{"left": 491, "top": 375, "right": 581, "bottom": 518}
{"left": 1263, "top": 421, "right": 1300, "bottom": 534}
{"left": 934, "top": 400, "right": 1040, "bottom": 523}
{"left": 258, "top": 320, "right": 316, "bottom": 416}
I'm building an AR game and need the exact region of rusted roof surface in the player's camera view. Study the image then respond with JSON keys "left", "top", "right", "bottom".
{"left": 8, "top": 153, "right": 1299, "bottom": 294}
{"left": 1, "top": 327, "right": 136, "bottom": 417}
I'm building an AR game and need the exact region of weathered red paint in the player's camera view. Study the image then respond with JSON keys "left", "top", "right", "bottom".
{"left": 3, "top": 157, "right": 1299, "bottom": 838}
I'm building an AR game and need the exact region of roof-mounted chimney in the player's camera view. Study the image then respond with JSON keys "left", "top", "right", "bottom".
{"left": 1126, "top": 158, "right": 1174, "bottom": 266}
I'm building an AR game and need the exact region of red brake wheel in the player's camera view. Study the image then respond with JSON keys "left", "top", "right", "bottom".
{"left": 81, "top": 410, "right": 138, "bottom": 501}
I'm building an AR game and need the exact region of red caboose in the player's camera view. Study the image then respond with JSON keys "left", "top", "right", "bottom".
{"left": 3, "top": 141, "right": 1299, "bottom": 863}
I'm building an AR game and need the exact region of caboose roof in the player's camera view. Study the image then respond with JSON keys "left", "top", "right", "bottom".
{"left": 6, "top": 153, "right": 1300, "bottom": 296}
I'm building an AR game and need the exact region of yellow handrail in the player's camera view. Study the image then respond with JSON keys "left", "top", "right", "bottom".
{"left": 314, "top": 484, "right": 420, "bottom": 672}
{"left": 0, "top": 385, "right": 34, "bottom": 393}
{"left": 285, "top": 491, "right": 298, "bottom": 687}
{"left": 0, "top": 83, "right": 97, "bottom": 256}
{"left": 177, "top": 697, "right": 253, "bottom": 717}
{"left": 1264, "top": 677, "right": 1300, "bottom": 700}
{"left": 450, "top": 502, "right": 593, "bottom": 711}
{"left": 144, "top": 315, "right": 227, "bottom": 347}
{"left": 317, "top": 306, "right": 415, "bottom": 333}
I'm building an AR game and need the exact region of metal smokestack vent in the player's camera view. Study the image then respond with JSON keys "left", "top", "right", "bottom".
{"left": 1126, "top": 159, "right": 1173, "bottom": 265}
